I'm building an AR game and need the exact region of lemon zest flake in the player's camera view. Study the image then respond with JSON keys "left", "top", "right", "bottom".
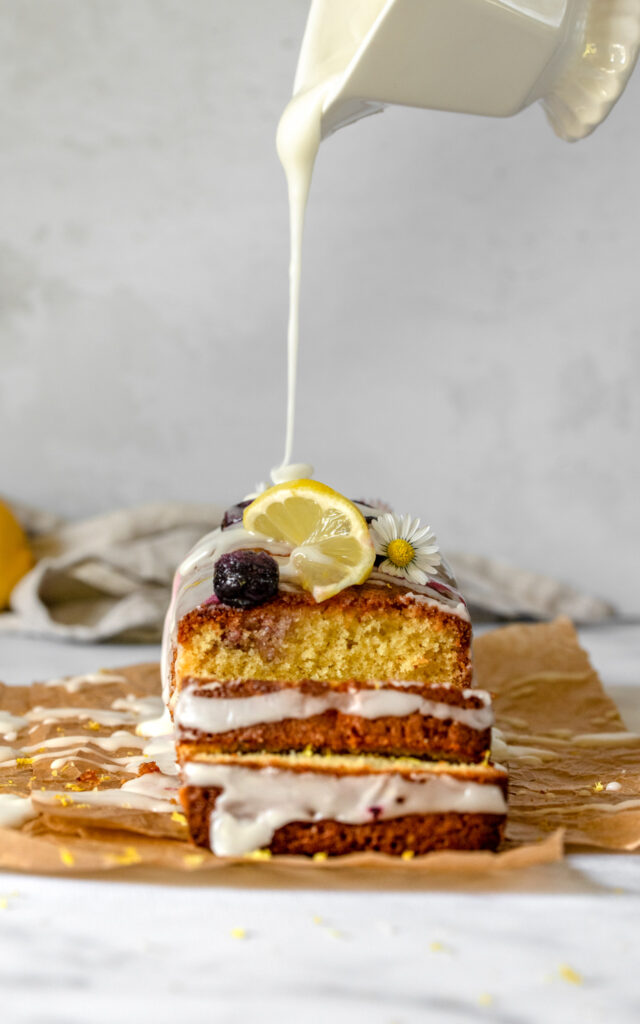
{"left": 59, "top": 848, "right": 75, "bottom": 867}
{"left": 559, "top": 964, "right": 583, "bottom": 986}
{"left": 183, "top": 853, "right": 205, "bottom": 869}
{"left": 107, "top": 846, "right": 142, "bottom": 867}
{"left": 170, "top": 811, "right": 187, "bottom": 825}
{"left": 246, "top": 848, "right": 271, "bottom": 861}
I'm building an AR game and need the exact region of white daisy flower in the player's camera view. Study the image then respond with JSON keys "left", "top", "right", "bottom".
{"left": 369, "top": 512, "right": 441, "bottom": 585}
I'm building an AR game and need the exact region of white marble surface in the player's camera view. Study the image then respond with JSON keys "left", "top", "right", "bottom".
{"left": 0, "top": 626, "right": 639, "bottom": 1023}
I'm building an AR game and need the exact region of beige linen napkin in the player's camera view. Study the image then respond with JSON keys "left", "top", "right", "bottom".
{"left": 1, "top": 499, "right": 614, "bottom": 642}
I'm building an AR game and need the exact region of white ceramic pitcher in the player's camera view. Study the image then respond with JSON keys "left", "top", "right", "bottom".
{"left": 294, "top": 0, "right": 640, "bottom": 142}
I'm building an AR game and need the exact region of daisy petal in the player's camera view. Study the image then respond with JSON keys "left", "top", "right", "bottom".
{"left": 379, "top": 559, "right": 405, "bottom": 579}
{"left": 405, "top": 563, "right": 428, "bottom": 585}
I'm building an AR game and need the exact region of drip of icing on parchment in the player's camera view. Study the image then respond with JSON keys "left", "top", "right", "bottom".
{"left": 0, "top": 672, "right": 180, "bottom": 829}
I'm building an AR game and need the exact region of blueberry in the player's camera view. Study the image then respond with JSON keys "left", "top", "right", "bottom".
{"left": 213, "top": 550, "right": 279, "bottom": 608}
{"left": 221, "top": 500, "right": 252, "bottom": 530}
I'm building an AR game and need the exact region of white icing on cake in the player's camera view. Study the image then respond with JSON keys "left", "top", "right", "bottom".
{"left": 182, "top": 759, "right": 507, "bottom": 857}
{"left": 175, "top": 683, "right": 493, "bottom": 734}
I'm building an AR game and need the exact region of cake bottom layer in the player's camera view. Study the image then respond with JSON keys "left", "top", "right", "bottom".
{"left": 182, "top": 787, "right": 505, "bottom": 856}
{"left": 179, "top": 753, "right": 508, "bottom": 857}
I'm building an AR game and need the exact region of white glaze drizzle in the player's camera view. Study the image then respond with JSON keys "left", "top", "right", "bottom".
{"left": 34, "top": 773, "right": 178, "bottom": 815}
{"left": 183, "top": 759, "right": 507, "bottom": 857}
{"left": 0, "top": 710, "right": 29, "bottom": 737}
{"left": 0, "top": 793, "right": 38, "bottom": 829}
{"left": 175, "top": 684, "right": 493, "bottom": 734}
{"left": 276, "top": 81, "right": 332, "bottom": 468}
{"left": 43, "top": 672, "right": 128, "bottom": 693}
{"left": 23, "top": 706, "right": 142, "bottom": 727}
{"left": 0, "top": 674, "right": 180, "bottom": 826}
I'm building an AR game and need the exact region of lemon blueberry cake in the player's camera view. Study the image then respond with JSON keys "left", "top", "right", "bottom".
{"left": 162, "top": 478, "right": 507, "bottom": 857}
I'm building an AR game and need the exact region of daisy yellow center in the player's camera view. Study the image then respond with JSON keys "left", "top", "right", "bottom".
{"left": 386, "top": 538, "right": 415, "bottom": 568}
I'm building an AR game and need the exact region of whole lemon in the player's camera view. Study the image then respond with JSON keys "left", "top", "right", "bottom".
{"left": 0, "top": 501, "right": 34, "bottom": 609}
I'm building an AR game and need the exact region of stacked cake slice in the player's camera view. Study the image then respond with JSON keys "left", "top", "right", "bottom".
{"left": 164, "top": 481, "right": 507, "bottom": 858}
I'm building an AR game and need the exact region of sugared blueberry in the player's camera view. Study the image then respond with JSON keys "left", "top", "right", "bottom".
{"left": 213, "top": 550, "right": 279, "bottom": 608}
{"left": 221, "top": 499, "right": 252, "bottom": 530}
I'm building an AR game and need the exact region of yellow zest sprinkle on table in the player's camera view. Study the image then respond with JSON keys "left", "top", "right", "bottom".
{"left": 246, "top": 848, "right": 271, "bottom": 861}
{"left": 401, "top": 849, "right": 414, "bottom": 860}
{"left": 16, "top": 757, "right": 34, "bottom": 768}
{"left": 108, "top": 846, "right": 142, "bottom": 867}
{"left": 170, "top": 811, "right": 187, "bottom": 825}
{"left": 230, "top": 927, "right": 246, "bottom": 940}
{"left": 312, "top": 851, "right": 328, "bottom": 862}
{"left": 429, "top": 941, "right": 447, "bottom": 953}
{"left": 59, "top": 848, "right": 75, "bottom": 867}
{"left": 593, "top": 781, "right": 604, "bottom": 793}
{"left": 183, "top": 853, "right": 205, "bottom": 868}
{"left": 313, "top": 916, "right": 323, "bottom": 925}
{"left": 0, "top": 897, "right": 8, "bottom": 911}
{"left": 559, "top": 964, "right": 583, "bottom": 985}
{"left": 478, "top": 993, "right": 493, "bottom": 1007}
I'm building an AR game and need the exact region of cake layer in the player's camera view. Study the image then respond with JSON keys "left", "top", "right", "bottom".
{"left": 179, "top": 752, "right": 507, "bottom": 856}
{"left": 175, "top": 679, "right": 492, "bottom": 762}
{"left": 171, "top": 584, "right": 472, "bottom": 708}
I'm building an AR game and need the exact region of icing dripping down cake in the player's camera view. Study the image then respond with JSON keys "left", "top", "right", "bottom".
{"left": 162, "top": 478, "right": 507, "bottom": 857}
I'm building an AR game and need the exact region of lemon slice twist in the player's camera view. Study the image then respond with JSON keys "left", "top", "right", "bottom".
{"left": 243, "top": 479, "right": 375, "bottom": 602}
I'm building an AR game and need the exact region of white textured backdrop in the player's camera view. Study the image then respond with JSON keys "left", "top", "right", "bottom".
{"left": 1, "top": 1, "right": 638, "bottom": 612}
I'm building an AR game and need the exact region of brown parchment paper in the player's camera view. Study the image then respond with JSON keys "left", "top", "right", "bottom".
{"left": 0, "top": 617, "right": 638, "bottom": 880}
